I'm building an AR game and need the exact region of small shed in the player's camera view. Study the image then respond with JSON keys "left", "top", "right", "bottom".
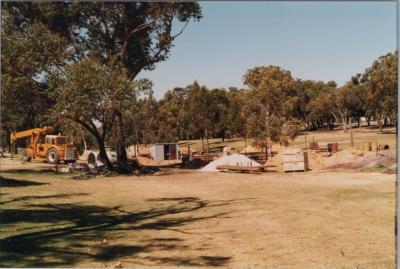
{"left": 149, "top": 143, "right": 179, "bottom": 161}
{"left": 282, "top": 148, "right": 308, "bottom": 172}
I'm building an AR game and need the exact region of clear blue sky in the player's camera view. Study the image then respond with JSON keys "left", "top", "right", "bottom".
{"left": 137, "top": 1, "right": 397, "bottom": 99}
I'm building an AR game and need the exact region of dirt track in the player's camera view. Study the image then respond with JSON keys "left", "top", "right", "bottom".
{"left": 0, "top": 164, "right": 395, "bottom": 268}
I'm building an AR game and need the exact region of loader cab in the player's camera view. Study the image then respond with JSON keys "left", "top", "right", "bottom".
{"left": 45, "top": 135, "right": 66, "bottom": 146}
{"left": 56, "top": 137, "right": 66, "bottom": 145}
{"left": 36, "top": 134, "right": 46, "bottom": 157}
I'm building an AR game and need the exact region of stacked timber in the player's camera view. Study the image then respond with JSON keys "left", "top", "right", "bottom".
{"left": 282, "top": 148, "right": 308, "bottom": 172}
{"left": 356, "top": 141, "right": 379, "bottom": 151}
{"left": 216, "top": 165, "right": 264, "bottom": 174}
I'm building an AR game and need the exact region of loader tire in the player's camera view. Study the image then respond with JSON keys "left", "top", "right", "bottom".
{"left": 21, "top": 150, "right": 31, "bottom": 162}
{"left": 47, "top": 148, "right": 59, "bottom": 164}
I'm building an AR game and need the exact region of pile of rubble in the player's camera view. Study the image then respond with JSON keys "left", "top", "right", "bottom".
{"left": 323, "top": 149, "right": 396, "bottom": 170}
{"left": 63, "top": 160, "right": 158, "bottom": 180}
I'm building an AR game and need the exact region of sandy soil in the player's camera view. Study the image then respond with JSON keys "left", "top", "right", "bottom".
{"left": 0, "top": 164, "right": 395, "bottom": 269}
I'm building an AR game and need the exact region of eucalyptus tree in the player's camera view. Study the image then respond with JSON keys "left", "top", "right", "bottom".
{"left": 243, "top": 66, "right": 299, "bottom": 157}
{"left": 361, "top": 51, "right": 397, "bottom": 130}
{"left": 51, "top": 58, "right": 151, "bottom": 170}
{"left": 1, "top": 11, "right": 68, "bottom": 151}
{"left": 3, "top": 2, "right": 202, "bottom": 168}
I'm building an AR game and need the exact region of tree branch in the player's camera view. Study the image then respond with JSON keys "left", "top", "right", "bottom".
{"left": 63, "top": 115, "right": 100, "bottom": 139}
{"left": 129, "top": 19, "right": 190, "bottom": 80}
{"left": 120, "top": 22, "right": 151, "bottom": 62}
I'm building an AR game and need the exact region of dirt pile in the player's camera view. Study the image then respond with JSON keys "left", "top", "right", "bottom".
{"left": 323, "top": 149, "right": 396, "bottom": 170}
{"left": 200, "top": 153, "right": 260, "bottom": 172}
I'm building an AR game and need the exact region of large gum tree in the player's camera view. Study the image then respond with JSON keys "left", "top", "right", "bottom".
{"left": 3, "top": 2, "right": 202, "bottom": 170}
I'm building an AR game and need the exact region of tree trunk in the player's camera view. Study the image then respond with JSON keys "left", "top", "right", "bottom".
{"left": 96, "top": 136, "right": 113, "bottom": 171}
{"left": 340, "top": 111, "right": 347, "bottom": 132}
{"left": 304, "top": 116, "right": 309, "bottom": 131}
{"left": 264, "top": 137, "right": 271, "bottom": 161}
{"left": 391, "top": 116, "right": 397, "bottom": 129}
{"left": 6, "top": 129, "right": 11, "bottom": 153}
{"left": 265, "top": 145, "right": 268, "bottom": 161}
{"left": 113, "top": 109, "right": 128, "bottom": 172}
{"left": 378, "top": 115, "right": 383, "bottom": 132}
{"left": 201, "top": 136, "right": 205, "bottom": 153}
{"left": 205, "top": 129, "right": 209, "bottom": 154}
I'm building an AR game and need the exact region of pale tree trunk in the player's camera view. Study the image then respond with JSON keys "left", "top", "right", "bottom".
{"left": 378, "top": 113, "right": 383, "bottom": 132}
{"left": 205, "top": 129, "right": 209, "bottom": 154}
{"left": 339, "top": 110, "right": 348, "bottom": 132}
{"left": 329, "top": 112, "right": 338, "bottom": 129}
{"left": 265, "top": 104, "right": 270, "bottom": 161}
{"left": 201, "top": 136, "right": 205, "bottom": 153}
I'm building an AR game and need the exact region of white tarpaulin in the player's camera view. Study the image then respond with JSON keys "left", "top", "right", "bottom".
{"left": 200, "top": 153, "right": 260, "bottom": 172}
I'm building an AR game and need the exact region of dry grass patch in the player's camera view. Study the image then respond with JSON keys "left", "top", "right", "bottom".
{"left": 0, "top": 166, "right": 395, "bottom": 268}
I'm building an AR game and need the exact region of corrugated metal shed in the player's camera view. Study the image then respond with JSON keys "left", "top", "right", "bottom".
{"left": 149, "top": 143, "right": 179, "bottom": 161}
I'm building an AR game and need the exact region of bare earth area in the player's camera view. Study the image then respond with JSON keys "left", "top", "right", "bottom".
{"left": 0, "top": 164, "right": 395, "bottom": 269}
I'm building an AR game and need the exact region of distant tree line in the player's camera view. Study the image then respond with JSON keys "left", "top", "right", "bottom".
{"left": 122, "top": 52, "right": 397, "bottom": 153}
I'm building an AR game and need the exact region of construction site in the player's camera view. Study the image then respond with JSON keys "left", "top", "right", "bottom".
{"left": 1, "top": 126, "right": 396, "bottom": 268}
{"left": 1, "top": 1, "right": 397, "bottom": 269}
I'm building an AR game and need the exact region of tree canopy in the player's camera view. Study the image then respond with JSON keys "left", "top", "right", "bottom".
{"left": 2, "top": 2, "right": 202, "bottom": 170}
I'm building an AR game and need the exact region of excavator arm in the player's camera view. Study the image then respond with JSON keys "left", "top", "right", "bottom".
{"left": 10, "top": 127, "right": 53, "bottom": 144}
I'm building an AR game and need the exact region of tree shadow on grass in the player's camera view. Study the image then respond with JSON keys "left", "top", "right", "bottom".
{"left": 146, "top": 255, "right": 231, "bottom": 267}
{"left": 0, "top": 196, "right": 243, "bottom": 267}
{"left": 0, "top": 193, "right": 89, "bottom": 205}
{"left": 0, "top": 176, "right": 48, "bottom": 187}
{"left": 1, "top": 169, "right": 56, "bottom": 174}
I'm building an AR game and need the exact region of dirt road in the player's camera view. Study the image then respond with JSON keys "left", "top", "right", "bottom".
{"left": 0, "top": 167, "right": 395, "bottom": 268}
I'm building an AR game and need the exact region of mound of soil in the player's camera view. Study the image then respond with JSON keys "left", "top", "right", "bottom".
{"left": 324, "top": 149, "right": 396, "bottom": 170}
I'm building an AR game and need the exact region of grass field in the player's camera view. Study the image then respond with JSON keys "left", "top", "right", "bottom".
{"left": 179, "top": 127, "right": 397, "bottom": 154}
{"left": 0, "top": 164, "right": 396, "bottom": 268}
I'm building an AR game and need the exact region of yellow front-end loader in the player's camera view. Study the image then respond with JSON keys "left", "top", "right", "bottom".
{"left": 10, "top": 126, "right": 78, "bottom": 164}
